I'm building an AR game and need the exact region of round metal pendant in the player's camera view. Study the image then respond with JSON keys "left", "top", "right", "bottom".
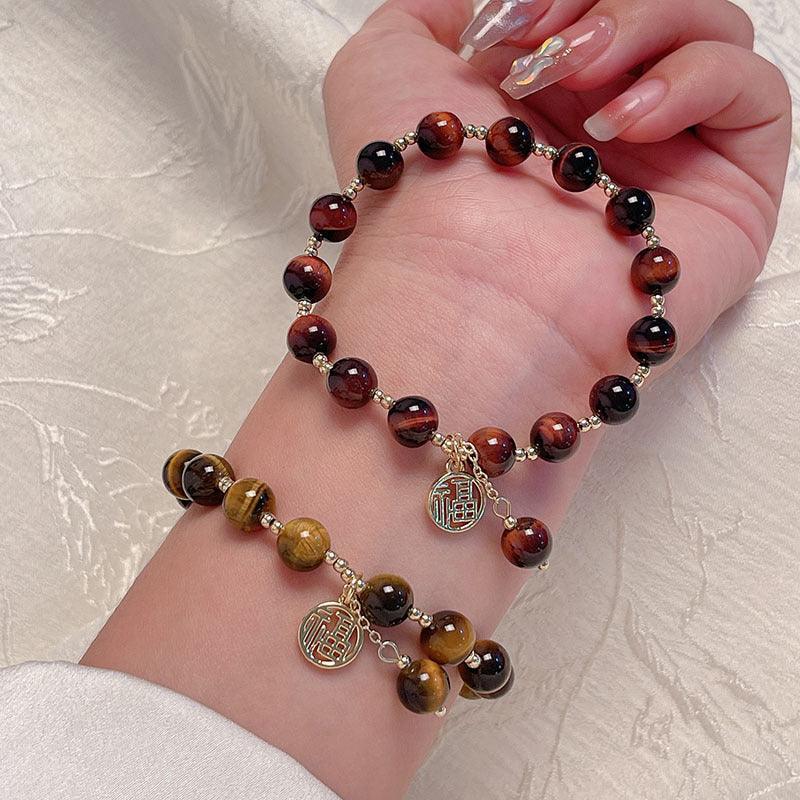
{"left": 298, "top": 601, "right": 363, "bottom": 669}
{"left": 427, "top": 471, "right": 486, "bottom": 533}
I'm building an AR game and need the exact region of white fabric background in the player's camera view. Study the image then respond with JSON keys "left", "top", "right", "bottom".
{"left": 0, "top": 0, "right": 798, "bottom": 798}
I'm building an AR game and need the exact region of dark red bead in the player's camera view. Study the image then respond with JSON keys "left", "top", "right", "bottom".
{"left": 387, "top": 396, "right": 439, "bottom": 448}
{"left": 282, "top": 255, "right": 332, "bottom": 303}
{"left": 309, "top": 194, "right": 357, "bottom": 242}
{"left": 627, "top": 316, "right": 677, "bottom": 366}
{"left": 590, "top": 375, "right": 639, "bottom": 424}
{"left": 357, "top": 141, "right": 404, "bottom": 189}
{"left": 605, "top": 187, "right": 655, "bottom": 236}
{"left": 416, "top": 111, "right": 464, "bottom": 160}
{"left": 485, "top": 117, "right": 533, "bottom": 166}
{"left": 631, "top": 247, "right": 680, "bottom": 295}
{"left": 501, "top": 516, "right": 552, "bottom": 569}
{"left": 458, "top": 639, "right": 512, "bottom": 695}
{"left": 468, "top": 427, "right": 516, "bottom": 478}
{"left": 287, "top": 314, "right": 337, "bottom": 363}
{"left": 326, "top": 357, "right": 377, "bottom": 408}
{"left": 530, "top": 412, "right": 580, "bottom": 462}
{"left": 553, "top": 143, "right": 600, "bottom": 192}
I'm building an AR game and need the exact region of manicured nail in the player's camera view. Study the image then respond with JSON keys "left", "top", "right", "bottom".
{"left": 583, "top": 78, "right": 668, "bottom": 141}
{"left": 500, "top": 16, "right": 614, "bottom": 99}
{"left": 460, "top": 0, "right": 555, "bottom": 52}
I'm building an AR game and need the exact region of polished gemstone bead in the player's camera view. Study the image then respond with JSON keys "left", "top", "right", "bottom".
{"left": 397, "top": 658, "right": 450, "bottom": 714}
{"left": 420, "top": 610, "right": 476, "bottom": 665}
{"left": 309, "top": 194, "right": 357, "bottom": 242}
{"left": 326, "top": 357, "right": 378, "bottom": 408}
{"left": 631, "top": 247, "right": 680, "bottom": 295}
{"left": 627, "top": 316, "right": 677, "bottom": 366}
{"left": 606, "top": 187, "right": 655, "bottom": 235}
{"left": 282, "top": 255, "right": 333, "bottom": 303}
{"left": 530, "top": 412, "right": 580, "bottom": 462}
{"left": 162, "top": 448, "right": 201, "bottom": 499}
{"left": 469, "top": 426, "right": 516, "bottom": 478}
{"left": 357, "top": 141, "right": 404, "bottom": 189}
{"left": 181, "top": 453, "right": 234, "bottom": 506}
{"left": 480, "top": 667, "right": 515, "bottom": 699}
{"left": 359, "top": 573, "right": 413, "bottom": 627}
{"left": 485, "top": 117, "right": 533, "bottom": 166}
{"left": 416, "top": 111, "right": 464, "bottom": 160}
{"left": 501, "top": 516, "right": 552, "bottom": 568}
{"left": 222, "top": 478, "right": 276, "bottom": 532}
{"left": 553, "top": 143, "right": 601, "bottom": 191}
{"left": 458, "top": 639, "right": 511, "bottom": 695}
{"left": 590, "top": 375, "right": 639, "bottom": 424}
{"left": 277, "top": 517, "right": 330, "bottom": 571}
{"left": 287, "top": 314, "right": 337, "bottom": 363}
{"left": 387, "top": 396, "right": 439, "bottom": 448}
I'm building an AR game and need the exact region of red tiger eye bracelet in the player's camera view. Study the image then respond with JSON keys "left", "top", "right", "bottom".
{"left": 282, "top": 111, "right": 680, "bottom": 569}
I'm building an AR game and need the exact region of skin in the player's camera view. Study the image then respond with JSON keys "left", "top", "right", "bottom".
{"left": 81, "top": 1, "right": 791, "bottom": 798}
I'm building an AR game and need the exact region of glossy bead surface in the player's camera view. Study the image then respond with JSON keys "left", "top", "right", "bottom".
{"left": 458, "top": 639, "right": 512, "bottom": 695}
{"left": 162, "top": 448, "right": 201, "bottom": 499}
{"left": 553, "top": 143, "right": 600, "bottom": 192}
{"left": 627, "top": 316, "right": 677, "bottom": 366}
{"left": 309, "top": 194, "right": 357, "bottom": 242}
{"left": 222, "top": 478, "right": 275, "bottom": 532}
{"left": 397, "top": 659, "right": 451, "bottom": 714}
{"left": 631, "top": 247, "right": 680, "bottom": 295}
{"left": 589, "top": 375, "right": 639, "bottom": 424}
{"left": 468, "top": 427, "right": 516, "bottom": 478}
{"left": 420, "top": 610, "right": 476, "bottom": 665}
{"left": 357, "top": 141, "right": 404, "bottom": 189}
{"left": 387, "top": 396, "right": 439, "bottom": 448}
{"left": 530, "top": 412, "right": 580, "bottom": 463}
{"left": 277, "top": 517, "right": 330, "bottom": 571}
{"left": 485, "top": 117, "right": 533, "bottom": 166}
{"left": 359, "top": 573, "right": 413, "bottom": 627}
{"left": 326, "top": 357, "right": 378, "bottom": 408}
{"left": 501, "top": 516, "right": 552, "bottom": 568}
{"left": 181, "top": 453, "right": 234, "bottom": 506}
{"left": 605, "top": 187, "right": 655, "bottom": 235}
{"left": 282, "top": 255, "right": 332, "bottom": 303}
{"left": 416, "top": 112, "right": 464, "bottom": 160}
{"left": 287, "top": 314, "right": 337, "bottom": 363}
{"left": 479, "top": 667, "right": 515, "bottom": 699}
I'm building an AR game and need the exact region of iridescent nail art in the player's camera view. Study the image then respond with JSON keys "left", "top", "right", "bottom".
{"left": 460, "top": 0, "right": 555, "bottom": 52}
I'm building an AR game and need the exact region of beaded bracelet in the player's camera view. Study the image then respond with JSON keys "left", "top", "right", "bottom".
{"left": 161, "top": 449, "right": 513, "bottom": 716}
{"left": 282, "top": 112, "right": 680, "bottom": 569}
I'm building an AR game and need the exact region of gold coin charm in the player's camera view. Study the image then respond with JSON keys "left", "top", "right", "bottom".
{"left": 427, "top": 471, "right": 486, "bottom": 533}
{"left": 298, "top": 601, "right": 364, "bottom": 669}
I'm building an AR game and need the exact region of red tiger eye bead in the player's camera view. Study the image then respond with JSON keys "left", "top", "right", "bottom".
{"left": 326, "top": 357, "right": 378, "bottom": 408}
{"left": 530, "top": 412, "right": 580, "bottom": 462}
{"left": 501, "top": 516, "right": 552, "bottom": 569}
{"left": 357, "top": 141, "right": 404, "bottom": 189}
{"left": 282, "top": 255, "right": 332, "bottom": 303}
{"left": 631, "top": 247, "right": 680, "bottom": 295}
{"left": 589, "top": 375, "right": 639, "bottom": 424}
{"left": 387, "top": 396, "right": 439, "bottom": 448}
{"left": 468, "top": 427, "right": 516, "bottom": 478}
{"left": 552, "top": 143, "right": 601, "bottom": 191}
{"left": 606, "top": 187, "right": 655, "bottom": 236}
{"left": 458, "top": 639, "right": 512, "bottom": 695}
{"left": 416, "top": 112, "right": 464, "bottom": 160}
{"left": 627, "top": 316, "right": 677, "bottom": 366}
{"left": 309, "top": 193, "right": 357, "bottom": 242}
{"left": 485, "top": 117, "right": 533, "bottom": 166}
{"left": 287, "top": 314, "right": 337, "bottom": 363}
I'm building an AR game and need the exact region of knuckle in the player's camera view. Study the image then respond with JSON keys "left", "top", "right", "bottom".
{"left": 724, "top": 1, "right": 755, "bottom": 48}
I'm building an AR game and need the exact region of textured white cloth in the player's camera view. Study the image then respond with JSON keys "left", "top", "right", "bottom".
{"left": 0, "top": 0, "right": 799, "bottom": 798}
{"left": 0, "top": 661, "right": 340, "bottom": 799}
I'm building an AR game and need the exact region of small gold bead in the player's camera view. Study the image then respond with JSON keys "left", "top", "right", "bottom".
{"left": 324, "top": 550, "right": 337, "bottom": 565}
{"left": 393, "top": 137, "right": 407, "bottom": 152}
{"left": 408, "top": 607, "right": 422, "bottom": 622}
{"left": 631, "top": 373, "right": 644, "bottom": 387}
{"left": 333, "top": 557, "right": 348, "bottom": 573}
{"left": 647, "top": 235, "right": 661, "bottom": 249}
{"left": 538, "top": 560, "right": 549, "bottom": 571}
{"left": 514, "top": 448, "right": 526, "bottom": 462}
{"left": 434, "top": 705, "right": 447, "bottom": 718}
{"left": 341, "top": 567, "right": 355, "bottom": 582}
{"left": 596, "top": 173, "right": 610, "bottom": 188}
{"left": 503, "top": 515, "right": 517, "bottom": 530}
{"left": 296, "top": 299, "right": 312, "bottom": 316}
{"left": 578, "top": 417, "right": 592, "bottom": 433}
{"left": 380, "top": 394, "right": 394, "bottom": 410}
{"left": 355, "top": 577, "right": 367, "bottom": 592}
{"left": 533, "top": 142, "right": 546, "bottom": 157}
{"left": 589, "top": 415, "right": 603, "bottom": 430}
{"left": 431, "top": 431, "right": 445, "bottom": 447}
{"left": 419, "top": 613, "right": 433, "bottom": 628}
{"left": 464, "top": 124, "right": 476, "bottom": 139}
{"left": 637, "top": 365, "right": 651, "bottom": 378}
{"left": 371, "top": 388, "right": 385, "bottom": 404}
{"left": 475, "top": 126, "right": 488, "bottom": 141}
{"left": 604, "top": 183, "right": 618, "bottom": 197}
{"left": 525, "top": 446, "right": 538, "bottom": 460}
{"left": 217, "top": 475, "right": 234, "bottom": 493}
{"left": 464, "top": 651, "right": 481, "bottom": 669}
{"left": 397, "top": 654, "right": 412, "bottom": 669}
{"left": 651, "top": 304, "right": 665, "bottom": 318}
{"left": 641, "top": 226, "right": 656, "bottom": 239}
{"left": 304, "top": 246, "right": 318, "bottom": 257}
{"left": 651, "top": 294, "right": 664, "bottom": 306}
{"left": 351, "top": 176, "right": 364, "bottom": 191}
{"left": 544, "top": 145, "right": 558, "bottom": 160}
{"left": 404, "top": 130, "right": 418, "bottom": 145}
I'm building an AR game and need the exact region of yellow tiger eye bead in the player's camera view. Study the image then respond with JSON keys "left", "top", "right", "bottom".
{"left": 161, "top": 449, "right": 201, "bottom": 499}
{"left": 277, "top": 518, "right": 330, "bottom": 571}
{"left": 396, "top": 658, "right": 450, "bottom": 714}
{"left": 419, "top": 610, "right": 476, "bottom": 665}
{"left": 222, "top": 478, "right": 275, "bottom": 532}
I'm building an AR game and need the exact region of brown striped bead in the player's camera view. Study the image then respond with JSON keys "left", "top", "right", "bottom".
{"left": 627, "top": 316, "right": 677, "bottom": 366}
{"left": 590, "top": 375, "right": 639, "bottom": 424}
{"left": 222, "top": 478, "right": 275, "bottom": 532}
{"left": 287, "top": 314, "right": 337, "bottom": 363}
{"left": 530, "top": 412, "right": 580, "bottom": 462}
{"left": 309, "top": 194, "right": 357, "bottom": 242}
{"left": 162, "top": 448, "right": 200, "bottom": 500}
{"left": 282, "top": 255, "right": 332, "bottom": 303}
{"left": 277, "top": 518, "right": 330, "bottom": 571}
{"left": 396, "top": 659, "right": 450, "bottom": 714}
{"left": 387, "top": 396, "right": 438, "bottom": 448}
{"left": 553, "top": 143, "right": 600, "bottom": 191}
{"left": 357, "top": 141, "right": 404, "bottom": 189}
{"left": 501, "top": 516, "right": 552, "bottom": 568}
{"left": 631, "top": 247, "right": 680, "bottom": 295}
{"left": 416, "top": 112, "right": 464, "bottom": 160}
{"left": 326, "top": 357, "right": 378, "bottom": 409}
{"left": 469, "top": 427, "right": 516, "bottom": 478}
{"left": 181, "top": 453, "right": 234, "bottom": 506}
{"left": 458, "top": 639, "right": 512, "bottom": 695}
{"left": 420, "top": 610, "right": 476, "bottom": 665}
{"left": 606, "top": 187, "right": 655, "bottom": 236}
{"left": 486, "top": 117, "right": 533, "bottom": 166}
{"left": 359, "top": 574, "right": 414, "bottom": 627}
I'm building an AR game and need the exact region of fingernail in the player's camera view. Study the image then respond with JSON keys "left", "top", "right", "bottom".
{"left": 583, "top": 78, "right": 668, "bottom": 141}
{"left": 460, "top": 0, "right": 555, "bottom": 52}
{"left": 500, "top": 16, "right": 614, "bottom": 99}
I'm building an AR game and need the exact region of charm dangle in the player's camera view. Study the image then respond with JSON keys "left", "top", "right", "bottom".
{"left": 298, "top": 596, "right": 364, "bottom": 669}
{"left": 427, "top": 435, "right": 486, "bottom": 533}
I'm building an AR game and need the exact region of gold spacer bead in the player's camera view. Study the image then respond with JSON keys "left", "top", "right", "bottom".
{"left": 463, "top": 124, "right": 476, "bottom": 139}
{"left": 304, "top": 247, "right": 318, "bottom": 257}
{"left": 503, "top": 515, "right": 517, "bottom": 530}
{"left": 380, "top": 394, "right": 395, "bottom": 410}
{"left": 604, "top": 183, "right": 618, "bottom": 197}
{"left": 434, "top": 705, "right": 447, "bottom": 718}
{"left": 464, "top": 651, "right": 481, "bottom": 669}
{"left": 631, "top": 373, "right": 644, "bottom": 388}
{"left": 647, "top": 235, "right": 661, "bottom": 249}
{"left": 324, "top": 550, "right": 337, "bottom": 565}
{"left": 217, "top": 475, "right": 234, "bottom": 493}
{"left": 526, "top": 446, "right": 538, "bottom": 461}
{"left": 397, "top": 654, "right": 412, "bottom": 669}
{"left": 475, "top": 126, "right": 488, "bottom": 141}
{"left": 641, "top": 226, "right": 656, "bottom": 239}
{"left": 637, "top": 364, "right": 651, "bottom": 378}
{"left": 371, "top": 388, "right": 385, "bottom": 404}
{"left": 514, "top": 448, "right": 527, "bottom": 462}
{"left": 341, "top": 567, "right": 355, "bottom": 582}
{"left": 431, "top": 431, "right": 446, "bottom": 447}
{"left": 533, "top": 142, "right": 546, "bottom": 157}
{"left": 596, "top": 173, "right": 610, "bottom": 188}
{"left": 333, "top": 557, "right": 348, "bottom": 573}
{"left": 589, "top": 415, "right": 603, "bottom": 430}
{"left": 355, "top": 577, "right": 367, "bottom": 592}
{"left": 341, "top": 186, "right": 357, "bottom": 200}
{"left": 404, "top": 130, "right": 418, "bottom": 145}
{"left": 544, "top": 145, "right": 559, "bottom": 160}
{"left": 408, "top": 606, "right": 423, "bottom": 622}
{"left": 538, "top": 560, "right": 549, "bottom": 571}
{"left": 296, "top": 299, "right": 312, "bottom": 317}
{"left": 651, "top": 303, "right": 665, "bottom": 318}
{"left": 393, "top": 137, "right": 407, "bottom": 152}
{"left": 578, "top": 417, "right": 592, "bottom": 433}
{"left": 419, "top": 613, "right": 433, "bottom": 628}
